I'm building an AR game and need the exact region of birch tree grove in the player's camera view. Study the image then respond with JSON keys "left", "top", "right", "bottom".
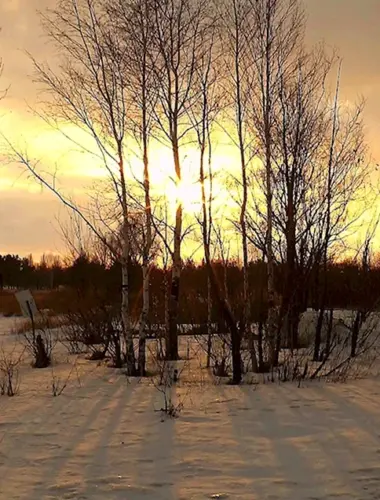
{"left": 6, "top": 0, "right": 374, "bottom": 383}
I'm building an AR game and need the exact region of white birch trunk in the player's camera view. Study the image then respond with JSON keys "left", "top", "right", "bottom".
{"left": 121, "top": 224, "right": 135, "bottom": 375}
{"left": 138, "top": 85, "right": 152, "bottom": 375}
{"left": 206, "top": 273, "right": 212, "bottom": 367}
{"left": 167, "top": 143, "right": 182, "bottom": 361}
{"left": 138, "top": 263, "right": 149, "bottom": 375}
{"left": 168, "top": 203, "right": 182, "bottom": 360}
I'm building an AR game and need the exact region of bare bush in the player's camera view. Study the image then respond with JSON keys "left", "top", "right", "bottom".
{"left": 148, "top": 341, "right": 188, "bottom": 419}
{"left": 258, "top": 310, "right": 380, "bottom": 384}
{"left": 20, "top": 314, "right": 56, "bottom": 368}
{"left": 13, "top": 315, "right": 67, "bottom": 336}
{"left": 0, "top": 344, "right": 25, "bottom": 397}
{"left": 59, "top": 321, "right": 85, "bottom": 355}
{"left": 60, "top": 304, "right": 124, "bottom": 367}
{"left": 190, "top": 320, "right": 233, "bottom": 378}
{"left": 51, "top": 357, "right": 81, "bottom": 397}
{"left": 210, "top": 335, "right": 233, "bottom": 379}
{"left": 155, "top": 368, "right": 184, "bottom": 419}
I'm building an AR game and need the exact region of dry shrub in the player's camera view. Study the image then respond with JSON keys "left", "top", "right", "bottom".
{"left": 20, "top": 314, "right": 56, "bottom": 368}
{"left": 51, "top": 357, "right": 81, "bottom": 397}
{"left": 154, "top": 360, "right": 184, "bottom": 419}
{"left": 0, "top": 291, "right": 20, "bottom": 317}
{"left": 58, "top": 319, "right": 86, "bottom": 355}
{"left": 0, "top": 343, "right": 25, "bottom": 396}
{"left": 13, "top": 315, "right": 69, "bottom": 336}
{"left": 147, "top": 341, "right": 192, "bottom": 419}
{"left": 60, "top": 305, "right": 124, "bottom": 367}
{"left": 210, "top": 336, "right": 231, "bottom": 377}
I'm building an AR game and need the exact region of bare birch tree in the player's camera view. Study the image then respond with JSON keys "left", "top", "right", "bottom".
{"left": 244, "top": 0, "right": 305, "bottom": 365}
{"left": 188, "top": 21, "right": 218, "bottom": 368}
{"left": 108, "top": 0, "right": 156, "bottom": 375}
{"left": 188, "top": 15, "right": 242, "bottom": 382}
{"left": 312, "top": 77, "right": 368, "bottom": 361}
{"left": 217, "top": 0, "right": 259, "bottom": 375}
{"left": 7, "top": 0, "right": 139, "bottom": 374}
{"left": 150, "top": 0, "right": 207, "bottom": 360}
{"left": 271, "top": 46, "right": 334, "bottom": 351}
{"left": 244, "top": 24, "right": 368, "bottom": 364}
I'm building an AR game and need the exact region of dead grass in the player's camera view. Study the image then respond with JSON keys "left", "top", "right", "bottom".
{"left": 11, "top": 315, "right": 72, "bottom": 336}
{"left": 0, "top": 291, "right": 20, "bottom": 317}
{"left": 0, "top": 289, "right": 76, "bottom": 317}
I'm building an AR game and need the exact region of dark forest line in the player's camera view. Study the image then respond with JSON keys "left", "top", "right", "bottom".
{"left": 0, "top": 252, "right": 377, "bottom": 322}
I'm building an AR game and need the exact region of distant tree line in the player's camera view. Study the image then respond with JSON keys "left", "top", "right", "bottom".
{"left": 1, "top": 252, "right": 379, "bottom": 325}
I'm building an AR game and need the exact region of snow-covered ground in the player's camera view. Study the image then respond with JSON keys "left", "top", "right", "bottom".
{"left": 2, "top": 316, "right": 380, "bottom": 499}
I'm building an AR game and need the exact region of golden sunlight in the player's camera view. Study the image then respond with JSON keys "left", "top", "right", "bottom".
{"left": 166, "top": 178, "right": 201, "bottom": 213}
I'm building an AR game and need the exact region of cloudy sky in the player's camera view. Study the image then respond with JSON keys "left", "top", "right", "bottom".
{"left": 0, "top": 0, "right": 379, "bottom": 258}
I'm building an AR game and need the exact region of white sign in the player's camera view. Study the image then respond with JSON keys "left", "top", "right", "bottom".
{"left": 15, "top": 290, "right": 38, "bottom": 319}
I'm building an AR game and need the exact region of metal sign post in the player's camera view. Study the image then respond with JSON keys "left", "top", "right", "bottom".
{"left": 15, "top": 290, "right": 38, "bottom": 339}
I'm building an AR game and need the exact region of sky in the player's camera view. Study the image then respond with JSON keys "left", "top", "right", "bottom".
{"left": 0, "top": 0, "right": 380, "bottom": 258}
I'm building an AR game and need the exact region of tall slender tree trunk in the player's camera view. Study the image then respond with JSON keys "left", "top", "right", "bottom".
{"left": 199, "top": 139, "right": 212, "bottom": 367}
{"left": 201, "top": 146, "right": 213, "bottom": 368}
{"left": 314, "top": 63, "right": 341, "bottom": 363}
{"left": 138, "top": 79, "right": 152, "bottom": 376}
{"left": 121, "top": 226, "right": 136, "bottom": 375}
{"left": 206, "top": 124, "right": 214, "bottom": 369}
{"left": 164, "top": 267, "right": 169, "bottom": 354}
{"left": 263, "top": 2, "right": 277, "bottom": 368}
{"left": 162, "top": 198, "right": 170, "bottom": 359}
{"left": 284, "top": 209, "right": 298, "bottom": 350}
{"left": 167, "top": 142, "right": 182, "bottom": 361}
{"left": 223, "top": 260, "right": 229, "bottom": 302}
{"left": 230, "top": 0, "right": 256, "bottom": 372}
{"left": 324, "top": 307, "right": 334, "bottom": 361}
{"left": 238, "top": 70, "right": 256, "bottom": 373}
{"left": 351, "top": 311, "right": 361, "bottom": 358}
{"left": 313, "top": 264, "right": 325, "bottom": 361}
{"left": 119, "top": 151, "right": 136, "bottom": 375}
{"left": 206, "top": 274, "right": 212, "bottom": 367}
{"left": 264, "top": 86, "right": 277, "bottom": 367}
{"left": 138, "top": 262, "right": 149, "bottom": 375}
